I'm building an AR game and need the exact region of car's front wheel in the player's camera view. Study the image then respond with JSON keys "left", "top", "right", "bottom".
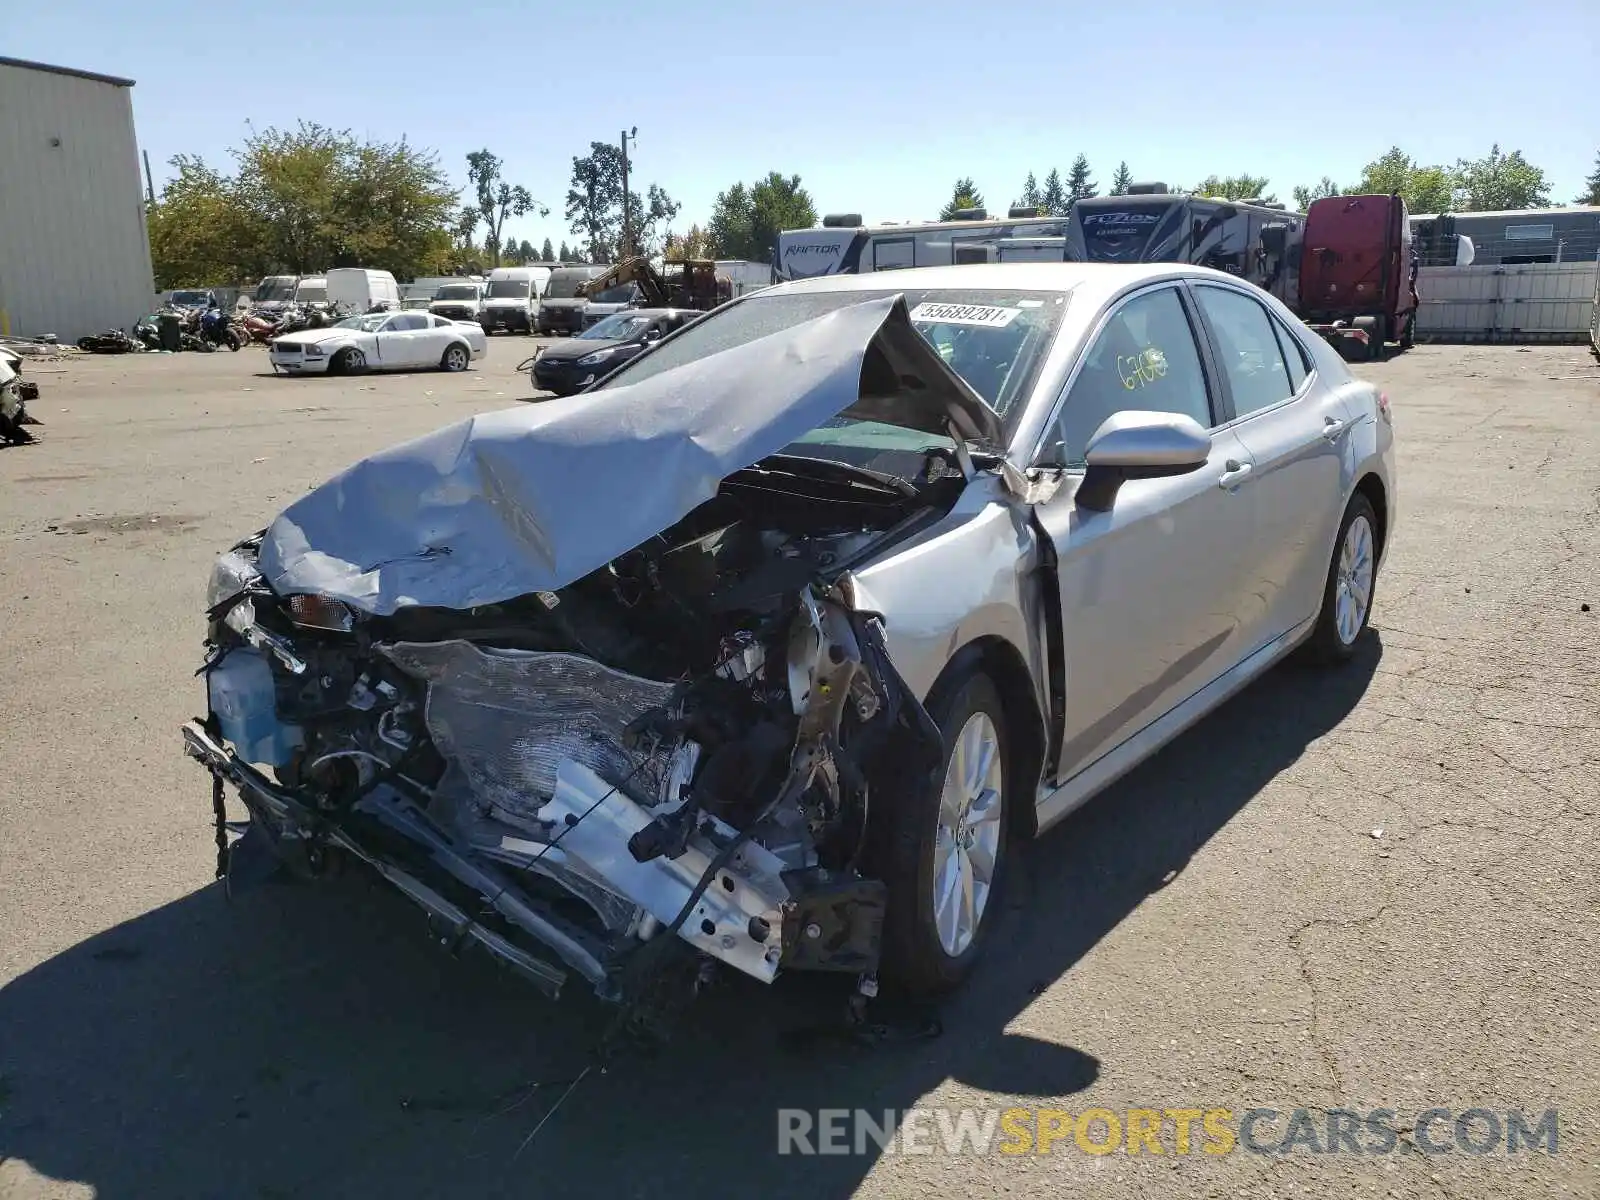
{"left": 879, "top": 670, "right": 1010, "bottom": 995}
{"left": 332, "top": 347, "right": 366, "bottom": 375}
{"left": 441, "top": 344, "right": 470, "bottom": 372}
{"left": 1305, "top": 492, "right": 1379, "bottom": 663}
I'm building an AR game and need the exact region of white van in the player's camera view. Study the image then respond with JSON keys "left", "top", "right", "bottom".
{"left": 481, "top": 265, "right": 553, "bottom": 335}
{"left": 293, "top": 276, "right": 328, "bottom": 304}
{"left": 327, "top": 268, "right": 402, "bottom": 313}
{"left": 535, "top": 265, "right": 607, "bottom": 335}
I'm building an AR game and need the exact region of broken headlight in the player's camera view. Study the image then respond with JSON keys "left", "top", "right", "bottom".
{"left": 286, "top": 593, "right": 355, "bottom": 633}
{"left": 206, "top": 549, "right": 261, "bottom": 609}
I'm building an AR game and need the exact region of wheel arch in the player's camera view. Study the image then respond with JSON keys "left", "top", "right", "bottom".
{"left": 921, "top": 635, "right": 1047, "bottom": 841}
{"left": 1352, "top": 472, "right": 1389, "bottom": 562}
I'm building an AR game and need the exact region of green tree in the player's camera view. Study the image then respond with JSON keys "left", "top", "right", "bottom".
{"left": 1455, "top": 144, "right": 1550, "bottom": 211}
{"left": 665, "top": 224, "right": 716, "bottom": 259}
{"left": 1192, "top": 174, "right": 1276, "bottom": 203}
{"left": 938, "top": 177, "right": 986, "bottom": 221}
{"left": 1066, "top": 154, "right": 1097, "bottom": 201}
{"left": 1040, "top": 168, "right": 1067, "bottom": 216}
{"left": 1357, "top": 148, "right": 1456, "bottom": 214}
{"left": 1110, "top": 162, "right": 1133, "bottom": 196}
{"left": 517, "top": 238, "right": 535, "bottom": 263}
{"left": 558, "top": 240, "right": 572, "bottom": 261}
{"left": 466, "top": 149, "right": 545, "bottom": 266}
{"left": 1014, "top": 171, "right": 1042, "bottom": 210}
{"left": 1292, "top": 177, "right": 1343, "bottom": 211}
{"left": 708, "top": 172, "right": 818, "bottom": 261}
{"left": 540, "top": 236, "right": 555, "bottom": 261}
{"left": 1576, "top": 152, "right": 1600, "bottom": 205}
{"left": 167, "top": 121, "right": 461, "bottom": 281}
{"left": 565, "top": 141, "right": 680, "bottom": 262}
{"left": 145, "top": 155, "right": 252, "bottom": 288}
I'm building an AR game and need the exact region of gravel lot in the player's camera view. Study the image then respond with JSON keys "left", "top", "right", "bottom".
{"left": 1, "top": 341, "right": 1596, "bottom": 1199}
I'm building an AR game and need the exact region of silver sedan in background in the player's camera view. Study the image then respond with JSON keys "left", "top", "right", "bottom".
{"left": 187, "top": 263, "right": 1394, "bottom": 1013}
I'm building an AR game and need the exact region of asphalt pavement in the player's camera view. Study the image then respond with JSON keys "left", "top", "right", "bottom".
{"left": 0, "top": 341, "right": 1595, "bottom": 1199}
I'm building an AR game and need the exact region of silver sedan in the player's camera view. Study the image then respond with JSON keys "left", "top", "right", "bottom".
{"left": 187, "top": 262, "right": 1394, "bottom": 1010}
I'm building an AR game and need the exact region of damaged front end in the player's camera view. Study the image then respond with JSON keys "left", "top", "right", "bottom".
{"left": 182, "top": 297, "right": 989, "bottom": 1011}
{"left": 186, "top": 510, "right": 941, "bottom": 1008}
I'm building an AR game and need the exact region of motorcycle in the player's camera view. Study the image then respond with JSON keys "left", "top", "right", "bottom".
{"left": 198, "top": 306, "right": 246, "bottom": 351}
{"left": 0, "top": 349, "right": 42, "bottom": 445}
{"left": 242, "top": 309, "right": 286, "bottom": 344}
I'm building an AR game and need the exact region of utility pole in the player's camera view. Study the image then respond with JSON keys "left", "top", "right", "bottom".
{"left": 619, "top": 126, "right": 637, "bottom": 259}
{"left": 142, "top": 149, "right": 156, "bottom": 205}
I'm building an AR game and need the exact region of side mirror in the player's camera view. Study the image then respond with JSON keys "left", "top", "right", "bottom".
{"left": 643, "top": 328, "right": 663, "bottom": 342}
{"left": 1076, "top": 410, "right": 1212, "bottom": 511}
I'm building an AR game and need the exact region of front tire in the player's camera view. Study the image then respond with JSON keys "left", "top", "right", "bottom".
{"left": 1305, "top": 493, "right": 1379, "bottom": 663}
{"left": 333, "top": 347, "right": 366, "bottom": 375}
{"left": 441, "top": 344, "right": 470, "bottom": 372}
{"left": 878, "top": 671, "right": 1011, "bottom": 995}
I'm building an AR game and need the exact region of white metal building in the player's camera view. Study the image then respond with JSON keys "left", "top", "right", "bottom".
{"left": 0, "top": 57, "right": 155, "bottom": 342}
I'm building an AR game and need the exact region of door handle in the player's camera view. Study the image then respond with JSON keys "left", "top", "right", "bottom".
{"left": 1218, "top": 460, "right": 1253, "bottom": 489}
{"left": 1322, "top": 416, "right": 1347, "bottom": 441}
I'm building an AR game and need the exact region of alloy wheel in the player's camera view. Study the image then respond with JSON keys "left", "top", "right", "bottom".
{"left": 932, "top": 711, "right": 1004, "bottom": 957}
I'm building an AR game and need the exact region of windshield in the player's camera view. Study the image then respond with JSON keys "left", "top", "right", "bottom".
{"left": 589, "top": 285, "right": 636, "bottom": 305}
{"left": 334, "top": 315, "right": 389, "bottom": 332}
{"left": 597, "top": 287, "right": 1069, "bottom": 453}
{"left": 543, "top": 270, "right": 594, "bottom": 299}
{"left": 435, "top": 284, "right": 480, "bottom": 300}
{"left": 295, "top": 286, "right": 327, "bottom": 303}
{"left": 253, "top": 278, "right": 295, "bottom": 302}
{"left": 171, "top": 291, "right": 210, "bottom": 306}
{"left": 487, "top": 279, "right": 530, "bottom": 299}
{"left": 582, "top": 314, "right": 652, "bottom": 341}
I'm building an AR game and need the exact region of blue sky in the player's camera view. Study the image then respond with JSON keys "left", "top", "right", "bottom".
{"left": 12, "top": 0, "right": 1598, "bottom": 251}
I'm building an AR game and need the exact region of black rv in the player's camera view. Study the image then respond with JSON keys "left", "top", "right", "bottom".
{"left": 1066, "top": 185, "right": 1305, "bottom": 305}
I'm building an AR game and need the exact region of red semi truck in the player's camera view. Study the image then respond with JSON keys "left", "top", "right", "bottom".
{"left": 1297, "top": 193, "right": 1418, "bottom": 360}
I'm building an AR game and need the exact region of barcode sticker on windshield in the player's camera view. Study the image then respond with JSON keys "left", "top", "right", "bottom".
{"left": 909, "top": 302, "right": 1022, "bottom": 329}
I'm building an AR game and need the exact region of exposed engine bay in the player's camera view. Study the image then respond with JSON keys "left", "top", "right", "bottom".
{"left": 185, "top": 454, "right": 955, "bottom": 1010}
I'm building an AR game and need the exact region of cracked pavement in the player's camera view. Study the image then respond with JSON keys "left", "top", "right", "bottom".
{"left": 0, "top": 343, "right": 1596, "bottom": 1199}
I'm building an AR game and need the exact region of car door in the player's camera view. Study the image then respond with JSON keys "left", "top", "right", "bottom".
{"left": 1188, "top": 284, "right": 1352, "bottom": 654}
{"left": 374, "top": 313, "right": 426, "bottom": 366}
{"left": 1031, "top": 283, "right": 1260, "bottom": 779}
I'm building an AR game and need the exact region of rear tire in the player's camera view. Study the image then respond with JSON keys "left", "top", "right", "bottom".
{"left": 878, "top": 671, "right": 1011, "bottom": 996}
{"left": 441, "top": 344, "right": 470, "bottom": 372}
{"left": 1304, "top": 493, "right": 1379, "bottom": 664}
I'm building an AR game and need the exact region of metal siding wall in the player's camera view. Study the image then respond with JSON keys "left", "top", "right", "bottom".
{"left": 0, "top": 64, "right": 155, "bottom": 341}
{"left": 1415, "top": 263, "right": 1600, "bottom": 342}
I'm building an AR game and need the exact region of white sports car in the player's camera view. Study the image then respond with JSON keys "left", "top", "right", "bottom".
{"left": 269, "top": 312, "right": 488, "bottom": 375}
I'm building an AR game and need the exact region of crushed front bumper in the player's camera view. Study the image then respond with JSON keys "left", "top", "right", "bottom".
{"left": 182, "top": 719, "right": 591, "bottom": 999}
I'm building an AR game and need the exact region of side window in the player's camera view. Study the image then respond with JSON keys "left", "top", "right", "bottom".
{"left": 1046, "top": 287, "right": 1212, "bottom": 465}
{"left": 1270, "top": 314, "right": 1310, "bottom": 392}
{"left": 1193, "top": 286, "right": 1295, "bottom": 418}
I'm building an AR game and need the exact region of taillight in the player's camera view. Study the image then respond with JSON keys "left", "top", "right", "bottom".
{"left": 1377, "top": 391, "right": 1392, "bottom": 423}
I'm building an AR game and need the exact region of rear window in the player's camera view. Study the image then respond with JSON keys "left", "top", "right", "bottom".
{"left": 1074, "top": 204, "right": 1173, "bottom": 262}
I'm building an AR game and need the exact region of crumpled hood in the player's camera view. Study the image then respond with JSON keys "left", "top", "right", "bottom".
{"left": 257, "top": 295, "right": 1003, "bottom": 615}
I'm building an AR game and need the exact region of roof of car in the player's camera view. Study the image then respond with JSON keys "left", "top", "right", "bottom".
{"left": 769, "top": 261, "right": 1241, "bottom": 307}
